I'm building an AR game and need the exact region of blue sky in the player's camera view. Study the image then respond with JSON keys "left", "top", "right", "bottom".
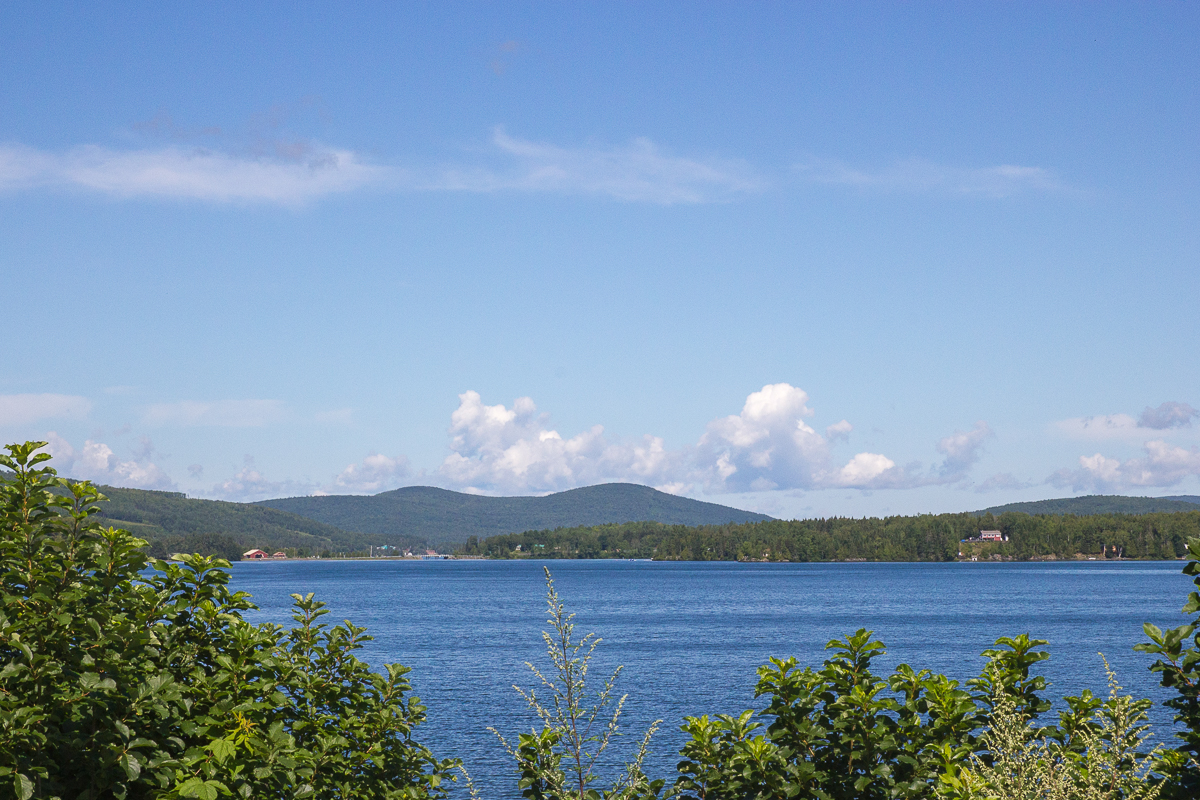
{"left": 2, "top": 2, "right": 1197, "bottom": 517}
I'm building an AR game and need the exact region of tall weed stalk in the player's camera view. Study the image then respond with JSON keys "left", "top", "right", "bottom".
{"left": 492, "top": 567, "right": 662, "bottom": 800}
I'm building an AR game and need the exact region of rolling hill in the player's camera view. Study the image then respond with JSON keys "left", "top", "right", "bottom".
{"left": 92, "top": 485, "right": 409, "bottom": 559}
{"left": 979, "top": 494, "right": 1200, "bottom": 516}
{"left": 256, "top": 483, "right": 772, "bottom": 547}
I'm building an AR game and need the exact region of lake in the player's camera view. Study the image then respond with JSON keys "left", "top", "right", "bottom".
{"left": 228, "top": 558, "right": 1195, "bottom": 797}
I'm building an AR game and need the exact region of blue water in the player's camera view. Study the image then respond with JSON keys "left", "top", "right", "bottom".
{"left": 228, "top": 559, "right": 1195, "bottom": 797}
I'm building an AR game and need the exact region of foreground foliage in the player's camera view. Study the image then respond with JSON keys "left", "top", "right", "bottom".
{"left": 1136, "top": 536, "right": 1200, "bottom": 798}
{"left": 492, "top": 568, "right": 661, "bottom": 800}
{"left": 0, "top": 441, "right": 454, "bottom": 800}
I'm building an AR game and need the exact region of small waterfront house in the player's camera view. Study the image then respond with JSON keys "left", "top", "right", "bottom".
{"left": 243, "top": 549, "right": 269, "bottom": 559}
{"left": 271, "top": 551, "right": 287, "bottom": 559}
{"left": 980, "top": 530, "right": 1005, "bottom": 542}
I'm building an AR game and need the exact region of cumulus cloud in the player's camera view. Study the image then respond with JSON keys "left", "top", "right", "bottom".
{"left": 328, "top": 453, "right": 411, "bottom": 494}
{"left": 825, "top": 420, "right": 853, "bottom": 443}
{"left": 0, "top": 393, "right": 91, "bottom": 426}
{"left": 41, "top": 432, "right": 175, "bottom": 490}
{"left": 831, "top": 452, "right": 899, "bottom": 488}
{"left": 211, "top": 456, "right": 314, "bottom": 501}
{"left": 432, "top": 127, "right": 762, "bottom": 204}
{"left": 1139, "top": 401, "right": 1197, "bottom": 430}
{"left": 434, "top": 385, "right": 969, "bottom": 495}
{"left": 0, "top": 142, "right": 383, "bottom": 204}
{"left": 437, "top": 391, "right": 681, "bottom": 493}
{"left": 143, "top": 399, "right": 285, "bottom": 427}
{"left": 1049, "top": 440, "right": 1200, "bottom": 492}
{"left": 796, "top": 157, "right": 1064, "bottom": 198}
{"left": 695, "top": 384, "right": 893, "bottom": 491}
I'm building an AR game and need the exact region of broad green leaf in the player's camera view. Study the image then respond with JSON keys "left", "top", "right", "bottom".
{"left": 13, "top": 773, "right": 32, "bottom": 800}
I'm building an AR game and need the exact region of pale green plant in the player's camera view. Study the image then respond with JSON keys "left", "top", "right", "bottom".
{"left": 939, "top": 657, "right": 1164, "bottom": 800}
{"left": 492, "top": 567, "right": 662, "bottom": 800}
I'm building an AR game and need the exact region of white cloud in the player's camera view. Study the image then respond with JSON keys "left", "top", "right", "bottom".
{"left": 437, "top": 390, "right": 682, "bottom": 493}
{"left": 974, "top": 472, "right": 1032, "bottom": 493}
{"left": 935, "top": 421, "right": 993, "bottom": 480}
{"left": 0, "top": 393, "right": 91, "bottom": 426}
{"left": 832, "top": 452, "right": 898, "bottom": 487}
{"left": 1139, "top": 401, "right": 1197, "bottom": 430}
{"left": 434, "top": 384, "right": 959, "bottom": 495}
{"left": 1054, "top": 413, "right": 1141, "bottom": 440}
{"left": 328, "top": 452, "right": 411, "bottom": 494}
{"left": 1049, "top": 439, "right": 1200, "bottom": 492}
{"left": 0, "top": 127, "right": 759, "bottom": 206}
{"left": 211, "top": 456, "right": 314, "bottom": 501}
{"left": 1056, "top": 403, "right": 1200, "bottom": 441}
{"left": 41, "top": 432, "right": 175, "bottom": 490}
{"left": 696, "top": 383, "right": 829, "bottom": 491}
{"left": 796, "top": 157, "right": 1064, "bottom": 197}
{"left": 431, "top": 128, "right": 762, "bottom": 204}
{"left": 825, "top": 420, "right": 853, "bottom": 443}
{"left": 143, "top": 399, "right": 285, "bottom": 427}
{"left": 0, "top": 142, "right": 383, "bottom": 205}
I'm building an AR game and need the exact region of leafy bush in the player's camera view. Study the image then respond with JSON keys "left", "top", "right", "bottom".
{"left": 0, "top": 441, "right": 454, "bottom": 800}
{"left": 671, "top": 630, "right": 1058, "bottom": 800}
{"left": 937, "top": 661, "right": 1163, "bottom": 800}
{"left": 1135, "top": 536, "right": 1200, "bottom": 797}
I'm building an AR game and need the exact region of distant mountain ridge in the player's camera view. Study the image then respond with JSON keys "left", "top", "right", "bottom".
{"left": 979, "top": 494, "right": 1200, "bottom": 516}
{"left": 92, "top": 485, "right": 403, "bottom": 558}
{"left": 256, "top": 483, "right": 772, "bottom": 547}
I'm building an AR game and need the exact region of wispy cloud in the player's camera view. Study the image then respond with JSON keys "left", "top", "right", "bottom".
{"left": 1139, "top": 401, "right": 1197, "bottom": 430}
{"left": 1049, "top": 440, "right": 1200, "bottom": 492}
{"left": 1055, "top": 413, "right": 1141, "bottom": 440}
{"left": 143, "top": 399, "right": 285, "bottom": 427}
{"left": 795, "top": 157, "right": 1065, "bottom": 198}
{"left": 1055, "top": 401, "right": 1198, "bottom": 441}
{"left": 0, "top": 127, "right": 761, "bottom": 206}
{"left": 935, "top": 421, "right": 994, "bottom": 481}
{"left": 0, "top": 142, "right": 382, "bottom": 205}
{"left": 431, "top": 127, "right": 763, "bottom": 204}
{"left": 0, "top": 393, "right": 91, "bottom": 426}
{"left": 325, "top": 453, "right": 411, "bottom": 494}
{"left": 974, "top": 472, "right": 1033, "bottom": 493}
{"left": 211, "top": 456, "right": 314, "bottom": 501}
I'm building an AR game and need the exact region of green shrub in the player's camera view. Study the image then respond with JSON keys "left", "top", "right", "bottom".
{"left": 1135, "top": 536, "right": 1200, "bottom": 797}
{"left": 0, "top": 441, "right": 455, "bottom": 800}
{"left": 937, "top": 660, "right": 1163, "bottom": 800}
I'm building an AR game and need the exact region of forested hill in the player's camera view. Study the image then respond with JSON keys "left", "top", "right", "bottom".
{"left": 455, "top": 509, "right": 1200, "bottom": 562}
{"left": 978, "top": 495, "right": 1200, "bottom": 516}
{"left": 256, "top": 483, "right": 771, "bottom": 547}
{"left": 92, "top": 485, "right": 409, "bottom": 560}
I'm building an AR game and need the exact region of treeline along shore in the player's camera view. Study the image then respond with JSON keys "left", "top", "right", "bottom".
{"left": 454, "top": 510, "right": 1200, "bottom": 561}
